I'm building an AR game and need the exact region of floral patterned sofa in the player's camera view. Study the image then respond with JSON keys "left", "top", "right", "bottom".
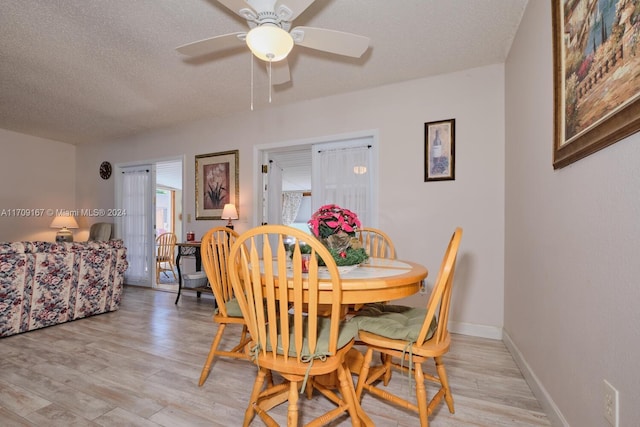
{"left": 0, "top": 240, "right": 128, "bottom": 338}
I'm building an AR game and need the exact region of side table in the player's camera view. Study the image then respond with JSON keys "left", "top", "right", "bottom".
{"left": 175, "top": 242, "right": 211, "bottom": 304}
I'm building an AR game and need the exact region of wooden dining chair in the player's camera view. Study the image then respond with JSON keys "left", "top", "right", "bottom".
{"left": 228, "top": 224, "right": 368, "bottom": 427}
{"left": 352, "top": 227, "right": 397, "bottom": 315}
{"left": 198, "top": 226, "right": 252, "bottom": 387}
{"left": 357, "top": 227, "right": 396, "bottom": 259}
{"left": 354, "top": 227, "right": 463, "bottom": 427}
{"left": 156, "top": 232, "right": 177, "bottom": 283}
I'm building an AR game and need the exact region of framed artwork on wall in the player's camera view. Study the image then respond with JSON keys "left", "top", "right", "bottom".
{"left": 424, "top": 119, "right": 455, "bottom": 181}
{"left": 552, "top": 0, "right": 640, "bottom": 169}
{"left": 195, "top": 150, "right": 239, "bottom": 220}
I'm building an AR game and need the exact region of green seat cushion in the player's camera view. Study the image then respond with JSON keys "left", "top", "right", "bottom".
{"left": 266, "top": 316, "right": 358, "bottom": 359}
{"left": 353, "top": 303, "right": 437, "bottom": 342}
{"left": 221, "top": 298, "right": 243, "bottom": 318}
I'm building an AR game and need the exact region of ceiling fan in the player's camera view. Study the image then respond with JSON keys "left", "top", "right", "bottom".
{"left": 176, "top": 0, "right": 370, "bottom": 85}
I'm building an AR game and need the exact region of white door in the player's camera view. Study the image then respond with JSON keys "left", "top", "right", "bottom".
{"left": 311, "top": 137, "right": 377, "bottom": 228}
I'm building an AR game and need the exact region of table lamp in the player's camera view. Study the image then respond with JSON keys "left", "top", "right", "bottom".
{"left": 221, "top": 203, "right": 238, "bottom": 230}
{"left": 50, "top": 215, "right": 79, "bottom": 242}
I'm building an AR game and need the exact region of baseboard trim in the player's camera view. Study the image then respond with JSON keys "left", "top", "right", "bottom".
{"left": 502, "top": 330, "right": 569, "bottom": 427}
{"left": 449, "top": 321, "right": 503, "bottom": 340}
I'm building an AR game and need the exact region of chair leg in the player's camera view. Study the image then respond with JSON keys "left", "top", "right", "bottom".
{"left": 382, "top": 353, "right": 393, "bottom": 385}
{"left": 244, "top": 367, "right": 267, "bottom": 427}
{"left": 414, "top": 363, "right": 429, "bottom": 427}
{"left": 266, "top": 369, "right": 274, "bottom": 388}
{"left": 287, "top": 380, "right": 299, "bottom": 427}
{"left": 305, "top": 377, "right": 314, "bottom": 399}
{"left": 337, "top": 362, "right": 362, "bottom": 427}
{"left": 240, "top": 326, "right": 248, "bottom": 348}
{"left": 198, "top": 324, "right": 226, "bottom": 386}
{"left": 355, "top": 347, "right": 374, "bottom": 400}
{"left": 435, "top": 356, "right": 455, "bottom": 413}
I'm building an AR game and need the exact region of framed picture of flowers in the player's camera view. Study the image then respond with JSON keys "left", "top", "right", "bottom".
{"left": 195, "top": 150, "right": 239, "bottom": 220}
{"left": 552, "top": 0, "right": 640, "bottom": 169}
{"left": 424, "top": 119, "right": 455, "bottom": 181}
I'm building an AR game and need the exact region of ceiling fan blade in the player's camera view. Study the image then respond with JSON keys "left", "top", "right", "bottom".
{"left": 275, "top": 0, "right": 316, "bottom": 21}
{"left": 290, "top": 27, "right": 370, "bottom": 58}
{"left": 216, "top": 0, "right": 254, "bottom": 17}
{"left": 176, "top": 32, "right": 246, "bottom": 57}
{"left": 266, "top": 59, "right": 291, "bottom": 85}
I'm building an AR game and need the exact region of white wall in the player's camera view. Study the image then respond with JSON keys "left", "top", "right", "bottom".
{"left": 0, "top": 129, "right": 76, "bottom": 241}
{"left": 76, "top": 64, "right": 506, "bottom": 336}
{"left": 505, "top": 1, "right": 640, "bottom": 426}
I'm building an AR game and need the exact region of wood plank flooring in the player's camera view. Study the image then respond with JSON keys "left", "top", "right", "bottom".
{"left": 0, "top": 286, "right": 551, "bottom": 426}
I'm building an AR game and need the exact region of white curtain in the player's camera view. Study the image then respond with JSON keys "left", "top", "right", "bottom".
{"left": 312, "top": 143, "right": 373, "bottom": 227}
{"left": 282, "top": 191, "right": 303, "bottom": 225}
{"left": 121, "top": 168, "right": 152, "bottom": 283}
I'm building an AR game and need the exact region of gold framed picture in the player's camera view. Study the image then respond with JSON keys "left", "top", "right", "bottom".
{"left": 195, "top": 150, "right": 239, "bottom": 220}
{"left": 552, "top": 0, "right": 640, "bottom": 169}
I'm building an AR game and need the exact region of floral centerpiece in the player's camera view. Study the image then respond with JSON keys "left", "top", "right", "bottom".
{"left": 307, "top": 204, "right": 368, "bottom": 266}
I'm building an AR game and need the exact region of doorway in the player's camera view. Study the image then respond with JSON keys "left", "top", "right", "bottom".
{"left": 115, "top": 157, "right": 183, "bottom": 290}
{"left": 155, "top": 159, "right": 183, "bottom": 291}
{"left": 256, "top": 131, "right": 378, "bottom": 230}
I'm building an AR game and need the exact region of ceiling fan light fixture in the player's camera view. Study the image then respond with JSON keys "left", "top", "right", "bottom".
{"left": 246, "top": 25, "right": 293, "bottom": 62}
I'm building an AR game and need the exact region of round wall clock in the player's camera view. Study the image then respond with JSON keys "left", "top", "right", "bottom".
{"left": 99, "top": 161, "right": 112, "bottom": 180}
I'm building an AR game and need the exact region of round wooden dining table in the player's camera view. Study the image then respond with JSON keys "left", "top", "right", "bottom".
{"left": 260, "top": 257, "right": 428, "bottom": 317}
{"left": 260, "top": 257, "right": 428, "bottom": 304}
{"left": 332, "top": 257, "right": 428, "bottom": 304}
{"left": 260, "top": 257, "right": 427, "bottom": 303}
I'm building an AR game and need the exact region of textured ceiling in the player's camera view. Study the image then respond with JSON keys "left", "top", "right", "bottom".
{"left": 0, "top": 0, "right": 528, "bottom": 145}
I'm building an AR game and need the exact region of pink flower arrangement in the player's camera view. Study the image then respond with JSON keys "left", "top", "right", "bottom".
{"left": 308, "top": 204, "right": 361, "bottom": 239}
{"left": 306, "top": 204, "right": 368, "bottom": 266}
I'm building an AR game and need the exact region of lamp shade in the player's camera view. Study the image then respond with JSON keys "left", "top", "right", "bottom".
{"left": 221, "top": 204, "right": 238, "bottom": 220}
{"left": 246, "top": 25, "right": 294, "bottom": 62}
{"left": 50, "top": 215, "right": 79, "bottom": 243}
{"left": 50, "top": 215, "right": 79, "bottom": 229}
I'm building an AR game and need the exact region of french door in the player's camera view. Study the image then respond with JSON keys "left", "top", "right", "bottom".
{"left": 116, "top": 164, "right": 155, "bottom": 286}
{"left": 311, "top": 137, "right": 376, "bottom": 228}
{"left": 260, "top": 132, "right": 378, "bottom": 229}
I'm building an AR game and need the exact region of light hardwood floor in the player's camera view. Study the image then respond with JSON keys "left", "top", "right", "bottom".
{"left": 0, "top": 286, "right": 551, "bottom": 426}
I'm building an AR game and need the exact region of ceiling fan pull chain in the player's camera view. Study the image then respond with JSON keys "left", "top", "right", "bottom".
{"left": 250, "top": 53, "right": 254, "bottom": 111}
{"left": 268, "top": 58, "right": 273, "bottom": 103}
